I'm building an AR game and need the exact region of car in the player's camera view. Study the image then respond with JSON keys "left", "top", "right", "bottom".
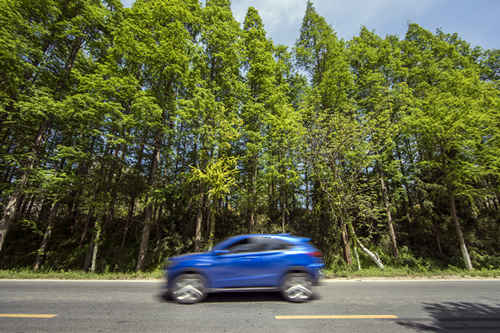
{"left": 164, "top": 234, "right": 324, "bottom": 304}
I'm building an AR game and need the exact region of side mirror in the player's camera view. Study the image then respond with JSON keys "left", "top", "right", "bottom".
{"left": 213, "top": 249, "right": 229, "bottom": 256}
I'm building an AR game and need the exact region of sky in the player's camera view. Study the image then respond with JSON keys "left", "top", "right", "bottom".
{"left": 121, "top": 0, "right": 499, "bottom": 50}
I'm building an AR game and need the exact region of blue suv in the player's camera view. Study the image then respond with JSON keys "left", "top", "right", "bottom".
{"left": 165, "top": 234, "right": 324, "bottom": 304}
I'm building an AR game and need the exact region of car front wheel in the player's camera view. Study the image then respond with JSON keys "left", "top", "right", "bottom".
{"left": 170, "top": 273, "right": 207, "bottom": 304}
{"left": 281, "top": 272, "right": 313, "bottom": 302}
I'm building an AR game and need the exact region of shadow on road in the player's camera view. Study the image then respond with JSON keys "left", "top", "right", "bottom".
{"left": 205, "top": 291, "right": 285, "bottom": 303}
{"left": 157, "top": 291, "right": 320, "bottom": 303}
{"left": 396, "top": 302, "right": 500, "bottom": 332}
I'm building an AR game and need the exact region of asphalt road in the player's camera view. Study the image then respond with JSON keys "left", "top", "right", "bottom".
{"left": 1, "top": 279, "right": 500, "bottom": 332}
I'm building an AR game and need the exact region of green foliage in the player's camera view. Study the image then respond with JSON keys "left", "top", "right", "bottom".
{"left": 189, "top": 157, "right": 239, "bottom": 200}
{"left": 0, "top": 0, "right": 498, "bottom": 274}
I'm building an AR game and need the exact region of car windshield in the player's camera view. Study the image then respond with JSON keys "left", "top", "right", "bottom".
{"left": 212, "top": 236, "right": 243, "bottom": 251}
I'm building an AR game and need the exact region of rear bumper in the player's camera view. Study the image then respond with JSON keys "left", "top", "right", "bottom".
{"left": 314, "top": 270, "right": 325, "bottom": 286}
{"left": 308, "top": 263, "right": 324, "bottom": 285}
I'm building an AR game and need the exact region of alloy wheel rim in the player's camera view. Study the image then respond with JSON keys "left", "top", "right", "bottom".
{"left": 173, "top": 277, "right": 204, "bottom": 302}
{"left": 285, "top": 276, "right": 312, "bottom": 300}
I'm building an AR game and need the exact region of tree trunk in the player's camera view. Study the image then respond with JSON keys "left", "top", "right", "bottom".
{"left": 19, "top": 195, "right": 32, "bottom": 217}
{"left": 281, "top": 184, "right": 287, "bottom": 233}
{"left": 83, "top": 231, "right": 93, "bottom": 271}
{"left": 136, "top": 204, "right": 153, "bottom": 272}
{"left": 86, "top": 171, "right": 112, "bottom": 273}
{"left": 204, "top": 193, "right": 210, "bottom": 242}
{"left": 353, "top": 245, "right": 361, "bottom": 271}
{"left": 121, "top": 141, "right": 143, "bottom": 251}
{"left": 434, "top": 224, "right": 443, "bottom": 257}
{"left": 120, "top": 197, "right": 136, "bottom": 250}
{"left": 248, "top": 157, "right": 257, "bottom": 233}
{"left": 357, "top": 239, "right": 384, "bottom": 269}
{"left": 341, "top": 221, "right": 352, "bottom": 266}
{"left": 207, "top": 204, "right": 216, "bottom": 250}
{"left": 90, "top": 219, "right": 102, "bottom": 273}
{"left": 249, "top": 208, "right": 255, "bottom": 233}
{"left": 380, "top": 175, "right": 398, "bottom": 257}
{"left": 82, "top": 208, "right": 95, "bottom": 271}
{"left": 450, "top": 192, "right": 473, "bottom": 270}
{"left": 281, "top": 205, "right": 286, "bottom": 233}
{"left": 194, "top": 192, "right": 205, "bottom": 252}
{"left": 84, "top": 245, "right": 92, "bottom": 272}
{"left": 120, "top": 222, "right": 130, "bottom": 251}
{"left": 348, "top": 222, "right": 361, "bottom": 270}
{"left": 34, "top": 202, "right": 59, "bottom": 271}
{"left": 24, "top": 195, "right": 36, "bottom": 217}
{"left": 305, "top": 168, "right": 310, "bottom": 210}
{"left": 136, "top": 137, "right": 161, "bottom": 272}
{"left": 80, "top": 207, "right": 93, "bottom": 247}
{"left": 0, "top": 123, "right": 46, "bottom": 253}
{"left": 0, "top": 195, "right": 18, "bottom": 253}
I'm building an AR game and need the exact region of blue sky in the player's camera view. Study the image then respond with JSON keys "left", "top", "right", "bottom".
{"left": 121, "top": 0, "right": 499, "bottom": 50}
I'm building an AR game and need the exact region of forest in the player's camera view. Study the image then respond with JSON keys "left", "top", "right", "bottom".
{"left": 0, "top": 0, "right": 499, "bottom": 274}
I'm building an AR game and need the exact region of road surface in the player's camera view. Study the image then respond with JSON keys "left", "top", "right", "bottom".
{"left": 1, "top": 279, "right": 499, "bottom": 332}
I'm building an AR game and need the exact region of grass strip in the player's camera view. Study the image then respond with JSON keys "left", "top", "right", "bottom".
{"left": 324, "top": 267, "right": 500, "bottom": 279}
{"left": 1, "top": 266, "right": 499, "bottom": 280}
{"left": 0, "top": 269, "right": 164, "bottom": 280}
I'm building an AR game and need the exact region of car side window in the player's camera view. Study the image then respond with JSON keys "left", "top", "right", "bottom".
{"left": 223, "top": 237, "right": 292, "bottom": 254}
{"left": 263, "top": 238, "right": 292, "bottom": 251}
{"left": 250, "top": 237, "right": 292, "bottom": 251}
{"left": 226, "top": 238, "right": 252, "bottom": 253}
{"left": 225, "top": 238, "right": 265, "bottom": 253}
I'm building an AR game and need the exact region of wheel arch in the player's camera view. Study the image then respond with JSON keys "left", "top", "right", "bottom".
{"left": 169, "top": 267, "right": 211, "bottom": 288}
{"left": 280, "top": 266, "right": 312, "bottom": 283}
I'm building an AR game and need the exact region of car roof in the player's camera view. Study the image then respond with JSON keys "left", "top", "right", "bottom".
{"left": 254, "top": 234, "right": 311, "bottom": 243}
{"left": 213, "top": 234, "right": 310, "bottom": 250}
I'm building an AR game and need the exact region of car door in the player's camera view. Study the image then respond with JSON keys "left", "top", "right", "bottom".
{"left": 210, "top": 237, "right": 264, "bottom": 288}
{"left": 248, "top": 237, "right": 291, "bottom": 286}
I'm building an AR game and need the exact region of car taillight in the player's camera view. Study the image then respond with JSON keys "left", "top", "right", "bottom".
{"left": 308, "top": 251, "right": 322, "bottom": 258}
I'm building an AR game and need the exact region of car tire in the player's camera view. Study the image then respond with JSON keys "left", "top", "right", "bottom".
{"left": 280, "top": 272, "right": 313, "bottom": 303}
{"left": 170, "top": 273, "right": 207, "bottom": 304}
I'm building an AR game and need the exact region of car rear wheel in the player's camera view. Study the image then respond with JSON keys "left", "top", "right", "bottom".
{"left": 281, "top": 272, "right": 313, "bottom": 302}
{"left": 170, "top": 273, "right": 207, "bottom": 304}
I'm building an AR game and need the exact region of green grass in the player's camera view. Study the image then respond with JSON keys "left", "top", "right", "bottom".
{"left": 1, "top": 267, "right": 499, "bottom": 280}
{"left": 324, "top": 266, "right": 500, "bottom": 279}
{"left": 0, "top": 268, "right": 164, "bottom": 280}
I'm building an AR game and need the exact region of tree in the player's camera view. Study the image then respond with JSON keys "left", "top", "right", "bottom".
{"left": 114, "top": 0, "right": 201, "bottom": 271}
{"left": 185, "top": 0, "right": 242, "bottom": 251}
{"left": 262, "top": 45, "right": 304, "bottom": 232}
{"left": 349, "top": 28, "right": 411, "bottom": 258}
{"left": 403, "top": 24, "right": 500, "bottom": 270}
{"left": 240, "top": 7, "right": 276, "bottom": 233}
{"left": 295, "top": 0, "right": 361, "bottom": 266}
{"left": 189, "top": 157, "right": 238, "bottom": 249}
{"left": 0, "top": 0, "right": 119, "bottom": 255}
